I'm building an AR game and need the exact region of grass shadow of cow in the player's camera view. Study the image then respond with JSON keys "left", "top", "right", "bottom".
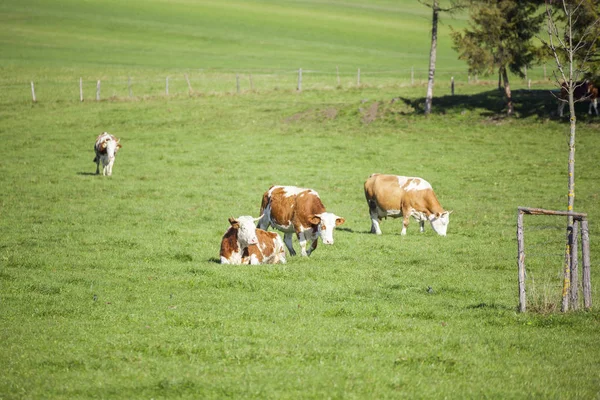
{"left": 399, "top": 88, "right": 599, "bottom": 122}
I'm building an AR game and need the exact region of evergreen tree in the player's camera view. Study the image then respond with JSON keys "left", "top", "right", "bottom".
{"left": 451, "top": 0, "right": 545, "bottom": 114}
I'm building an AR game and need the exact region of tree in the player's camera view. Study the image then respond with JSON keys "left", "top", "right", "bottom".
{"left": 542, "top": 0, "right": 599, "bottom": 311}
{"left": 421, "top": 0, "right": 465, "bottom": 115}
{"left": 451, "top": 0, "right": 545, "bottom": 115}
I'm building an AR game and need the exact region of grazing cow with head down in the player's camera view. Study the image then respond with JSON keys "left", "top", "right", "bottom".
{"left": 94, "top": 132, "right": 122, "bottom": 176}
{"left": 364, "top": 174, "right": 452, "bottom": 236}
{"left": 220, "top": 216, "right": 286, "bottom": 265}
{"left": 257, "top": 186, "right": 345, "bottom": 257}
{"left": 558, "top": 80, "right": 598, "bottom": 117}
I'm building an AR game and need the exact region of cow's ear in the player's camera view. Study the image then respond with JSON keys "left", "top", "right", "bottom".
{"left": 335, "top": 217, "right": 345, "bottom": 226}
{"left": 228, "top": 217, "right": 239, "bottom": 229}
{"left": 308, "top": 215, "right": 321, "bottom": 225}
{"left": 446, "top": 210, "right": 453, "bottom": 215}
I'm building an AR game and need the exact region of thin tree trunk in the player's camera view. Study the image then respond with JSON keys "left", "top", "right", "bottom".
{"left": 424, "top": 0, "right": 439, "bottom": 115}
{"left": 501, "top": 67, "right": 513, "bottom": 115}
{"left": 561, "top": 5, "right": 577, "bottom": 311}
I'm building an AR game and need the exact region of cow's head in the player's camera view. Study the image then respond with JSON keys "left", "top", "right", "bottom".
{"left": 428, "top": 211, "right": 452, "bottom": 236}
{"left": 104, "top": 138, "right": 121, "bottom": 160}
{"left": 308, "top": 212, "right": 345, "bottom": 245}
{"left": 229, "top": 215, "right": 262, "bottom": 248}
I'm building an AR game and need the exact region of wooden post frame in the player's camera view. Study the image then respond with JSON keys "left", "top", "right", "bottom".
{"left": 517, "top": 207, "right": 591, "bottom": 312}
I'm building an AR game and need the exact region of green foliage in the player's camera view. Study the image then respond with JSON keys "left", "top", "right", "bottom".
{"left": 451, "top": 0, "right": 545, "bottom": 77}
{"left": 544, "top": 0, "right": 600, "bottom": 80}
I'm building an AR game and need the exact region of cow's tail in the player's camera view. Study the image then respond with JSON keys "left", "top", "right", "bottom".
{"left": 257, "top": 191, "right": 271, "bottom": 230}
{"left": 259, "top": 191, "right": 270, "bottom": 215}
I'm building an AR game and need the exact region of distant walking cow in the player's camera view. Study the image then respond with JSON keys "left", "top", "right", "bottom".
{"left": 94, "top": 132, "right": 122, "bottom": 176}
{"left": 558, "top": 80, "right": 598, "bottom": 117}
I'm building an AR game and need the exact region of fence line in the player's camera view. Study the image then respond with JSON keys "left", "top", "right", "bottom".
{"left": 6, "top": 67, "right": 555, "bottom": 103}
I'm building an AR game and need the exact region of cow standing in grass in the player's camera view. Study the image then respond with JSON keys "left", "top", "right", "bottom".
{"left": 220, "top": 216, "right": 286, "bottom": 265}
{"left": 364, "top": 173, "right": 451, "bottom": 236}
{"left": 94, "top": 132, "right": 122, "bottom": 176}
{"left": 558, "top": 80, "right": 599, "bottom": 117}
{"left": 257, "top": 186, "right": 345, "bottom": 257}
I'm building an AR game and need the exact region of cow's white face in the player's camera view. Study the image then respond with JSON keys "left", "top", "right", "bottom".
{"left": 230, "top": 216, "right": 261, "bottom": 248}
{"left": 105, "top": 139, "right": 118, "bottom": 160}
{"left": 429, "top": 211, "right": 451, "bottom": 236}
{"left": 311, "top": 212, "right": 345, "bottom": 245}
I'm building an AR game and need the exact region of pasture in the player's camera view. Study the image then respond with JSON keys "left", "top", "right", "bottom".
{"left": 1, "top": 0, "right": 600, "bottom": 398}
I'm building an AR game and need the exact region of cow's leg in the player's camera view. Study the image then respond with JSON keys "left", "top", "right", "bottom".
{"left": 368, "top": 201, "right": 382, "bottom": 234}
{"left": 307, "top": 238, "right": 318, "bottom": 256}
{"left": 297, "top": 232, "right": 309, "bottom": 257}
{"left": 559, "top": 102, "right": 565, "bottom": 117}
{"left": 590, "top": 98, "right": 598, "bottom": 116}
{"left": 419, "top": 219, "right": 425, "bottom": 233}
{"left": 401, "top": 205, "right": 410, "bottom": 235}
{"left": 257, "top": 214, "right": 270, "bottom": 230}
{"left": 95, "top": 156, "right": 100, "bottom": 175}
{"left": 283, "top": 232, "right": 296, "bottom": 256}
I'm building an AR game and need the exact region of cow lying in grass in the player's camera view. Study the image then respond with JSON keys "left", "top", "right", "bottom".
{"left": 364, "top": 173, "right": 452, "bottom": 236}
{"left": 220, "top": 216, "right": 286, "bottom": 265}
{"left": 94, "top": 132, "right": 122, "bottom": 176}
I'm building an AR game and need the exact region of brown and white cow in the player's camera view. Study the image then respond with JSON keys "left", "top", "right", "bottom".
{"left": 257, "top": 186, "right": 345, "bottom": 257}
{"left": 220, "top": 216, "right": 286, "bottom": 265}
{"left": 558, "top": 80, "right": 598, "bottom": 117}
{"left": 94, "top": 132, "right": 122, "bottom": 176}
{"left": 364, "top": 174, "right": 451, "bottom": 236}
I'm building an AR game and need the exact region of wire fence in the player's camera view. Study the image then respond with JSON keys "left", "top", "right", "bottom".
{"left": 521, "top": 214, "right": 585, "bottom": 312}
{"left": 1, "top": 66, "right": 555, "bottom": 105}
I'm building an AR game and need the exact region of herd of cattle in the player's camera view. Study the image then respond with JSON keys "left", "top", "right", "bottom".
{"left": 219, "top": 175, "right": 452, "bottom": 265}
{"left": 92, "top": 81, "right": 597, "bottom": 264}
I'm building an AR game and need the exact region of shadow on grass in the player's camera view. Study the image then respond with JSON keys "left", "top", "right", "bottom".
{"left": 77, "top": 172, "right": 97, "bottom": 176}
{"left": 401, "top": 88, "right": 599, "bottom": 121}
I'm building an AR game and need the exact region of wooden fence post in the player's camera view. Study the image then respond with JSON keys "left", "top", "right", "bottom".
{"left": 570, "top": 220, "right": 579, "bottom": 310}
{"left": 561, "top": 224, "right": 573, "bottom": 312}
{"left": 31, "top": 81, "right": 37, "bottom": 102}
{"left": 581, "top": 219, "right": 592, "bottom": 309}
{"left": 185, "top": 74, "right": 193, "bottom": 95}
{"left": 517, "top": 211, "right": 526, "bottom": 312}
{"left": 528, "top": 79, "right": 531, "bottom": 90}
{"left": 96, "top": 80, "right": 101, "bottom": 101}
{"left": 79, "top": 78, "right": 83, "bottom": 102}
{"left": 451, "top": 77, "right": 455, "bottom": 96}
{"left": 297, "top": 68, "right": 302, "bottom": 91}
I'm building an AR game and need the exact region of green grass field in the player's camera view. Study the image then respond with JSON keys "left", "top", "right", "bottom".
{"left": 2, "top": 1, "right": 600, "bottom": 399}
